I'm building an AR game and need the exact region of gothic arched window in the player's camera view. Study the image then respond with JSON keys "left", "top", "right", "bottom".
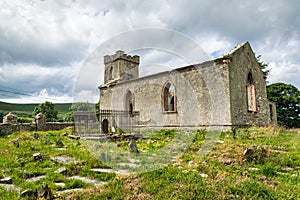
{"left": 125, "top": 90, "right": 134, "bottom": 115}
{"left": 162, "top": 81, "right": 176, "bottom": 112}
{"left": 247, "top": 72, "right": 257, "bottom": 112}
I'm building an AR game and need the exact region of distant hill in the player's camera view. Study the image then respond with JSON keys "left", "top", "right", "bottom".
{"left": 0, "top": 101, "right": 72, "bottom": 117}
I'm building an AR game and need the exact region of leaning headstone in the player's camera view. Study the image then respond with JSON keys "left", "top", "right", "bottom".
{"left": 56, "top": 140, "right": 64, "bottom": 148}
{"left": 12, "top": 139, "right": 19, "bottom": 148}
{"left": 21, "top": 189, "right": 38, "bottom": 199}
{"left": 33, "top": 153, "right": 42, "bottom": 161}
{"left": 33, "top": 132, "right": 39, "bottom": 139}
{"left": 40, "top": 183, "right": 53, "bottom": 200}
{"left": 128, "top": 138, "right": 139, "bottom": 153}
{"left": 0, "top": 177, "right": 12, "bottom": 184}
{"left": 243, "top": 148, "right": 254, "bottom": 162}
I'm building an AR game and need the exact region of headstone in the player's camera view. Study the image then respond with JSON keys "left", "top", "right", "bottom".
{"left": 100, "top": 152, "right": 111, "bottom": 162}
{"left": 243, "top": 148, "right": 254, "bottom": 161}
{"left": 56, "top": 140, "right": 64, "bottom": 148}
{"left": 200, "top": 173, "right": 208, "bottom": 178}
{"left": 12, "top": 139, "right": 19, "bottom": 148}
{"left": 40, "top": 183, "right": 53, "bottom": 200}
{"left": 54, "top": 166, "right": 67, "bottom": 174}
{"left": 50, "top": 156, "right": 77, "bottom": 164}
{"left": 33, "top": 132, "right": 39, "bottom": 139}
{"left": 0, "top": 183, "right": 21, "bottom": 192}
{"left": 232, "top": 128, "right": 236, "bottom": 139}
{"left": 54, "top": 182, "right": 65, "bottom": 187}
{"left": 21, "top": 189, "right": 38, "bottom": 199}
{"left": 26, "top": 175, "right": 46, "bottom": 183}
{"left": 60, "top": 132, "right": 68, "bottom": 136}
{"left": 68, "top": 135, "right": 80, "bottom": 140}
{"left": 128, "top": 138, "right": 139, "bottom": 153}
{"left": 284, "top": 167, "right": 294, "bottom": 171}
{"left": 188, "top": 161, "right": 195, "bottom": 167}
{"left": 0, "top": 177, "right": 12, "bottom": 184}
{"left": 249, "top": 167, "right": 259, "bottom": 171}
{"left": 33, "top": 153, "right": 42, "bottom": 161}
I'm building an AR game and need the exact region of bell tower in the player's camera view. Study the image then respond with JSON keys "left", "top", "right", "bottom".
{"left": 103, "top": 50, "right": 139, "bottom": 84}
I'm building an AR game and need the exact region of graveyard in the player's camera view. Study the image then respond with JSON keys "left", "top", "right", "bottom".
{"left": 0, "top": 126, "right": 299, "bottom": 199}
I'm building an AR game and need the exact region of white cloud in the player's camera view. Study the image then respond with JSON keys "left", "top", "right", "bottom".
{"left": 268, "top": 62, "right": 300, "bottom": 89}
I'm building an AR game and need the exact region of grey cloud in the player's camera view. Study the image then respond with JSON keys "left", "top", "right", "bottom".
{"left": 157, "top": 0, "right": 300, "bottom": 42}
{"left": 0, "top": 64, "right": 76, "bottom": 98}
{"left": 0, "top": 34, "right": 88, "bottom": 66}
{"left": 1, "top": 0, "right": 300, "bottom": 102}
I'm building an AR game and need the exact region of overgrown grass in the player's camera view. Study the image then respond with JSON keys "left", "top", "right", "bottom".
{"left": 0, "top": 129, "right": 111, "bottom": 199}
{"left": 0, "top": 126, "right": 299, "bottom": 199}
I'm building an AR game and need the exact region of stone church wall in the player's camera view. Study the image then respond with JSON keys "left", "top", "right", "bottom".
{"left": 228, "top": 43, "right": 275, "bottom": 126}
{"left": 100, "top": 60, "right": 232, "bottom": 131}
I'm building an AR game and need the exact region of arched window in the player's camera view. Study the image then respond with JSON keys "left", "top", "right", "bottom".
{"left": 247, "top": 72, "right": 257, "bottom": 112}
{"left": 125, "top": 90, "right": 134, "bottom": 115}
{"left": 269, "top": 104, "right": 274, "bottom": 120}
{"left": 162, "top": 82, "right": 176, "bottom": 112}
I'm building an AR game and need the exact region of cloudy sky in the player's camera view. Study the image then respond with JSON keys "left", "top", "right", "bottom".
{"left": 0, "top": 0, "right": 299, "bottom": 103}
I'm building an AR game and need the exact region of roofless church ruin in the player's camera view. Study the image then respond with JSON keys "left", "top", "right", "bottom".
{"left": 98, "top": 42, "right": 277, "bottom": 133}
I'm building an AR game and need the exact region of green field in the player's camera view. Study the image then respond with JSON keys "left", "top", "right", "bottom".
{"left": 0, "top": 101, "right": 72, "bottom": 119}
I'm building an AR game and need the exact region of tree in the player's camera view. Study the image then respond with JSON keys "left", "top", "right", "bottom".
{"left": 256, "top": 55, "right": 270, "bottom": 79}
{"left": 33, "top": 101, "right": 58, "bottom": 122}
{"left": 267, "top": 82, "right": 300, "bottom": 128}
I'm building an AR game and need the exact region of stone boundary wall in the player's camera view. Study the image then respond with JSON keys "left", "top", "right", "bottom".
{"left": 0, "top": 122, "right": 75, "bottom": 136}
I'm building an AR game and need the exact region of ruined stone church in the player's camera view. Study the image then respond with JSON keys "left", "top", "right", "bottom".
{"left": 98, "top": 42, "right": 277, "bottom": 132}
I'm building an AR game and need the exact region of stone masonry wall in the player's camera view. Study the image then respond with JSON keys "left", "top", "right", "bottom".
{"left": 228, "top": 42, "right": 273, "bottom": 127}
{"left": 0, "top": 122, "right": 74, "bottom": 136}
{"left": 100, "top": 60, "right": 232, "bottom": 131}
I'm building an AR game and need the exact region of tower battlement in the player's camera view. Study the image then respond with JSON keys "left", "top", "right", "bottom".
{"left": 104, "top": 50, "right": 140, "bottom": 65}
{"left": 103, "top": 50, "right": 140, "bottom": 84}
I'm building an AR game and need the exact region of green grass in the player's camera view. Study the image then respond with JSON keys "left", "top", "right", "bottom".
{"left": 0, "top": 126, "right": 299, "bottom": 199}
{"left": 0, "top": 129, "right": 111, "bottom": 199}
